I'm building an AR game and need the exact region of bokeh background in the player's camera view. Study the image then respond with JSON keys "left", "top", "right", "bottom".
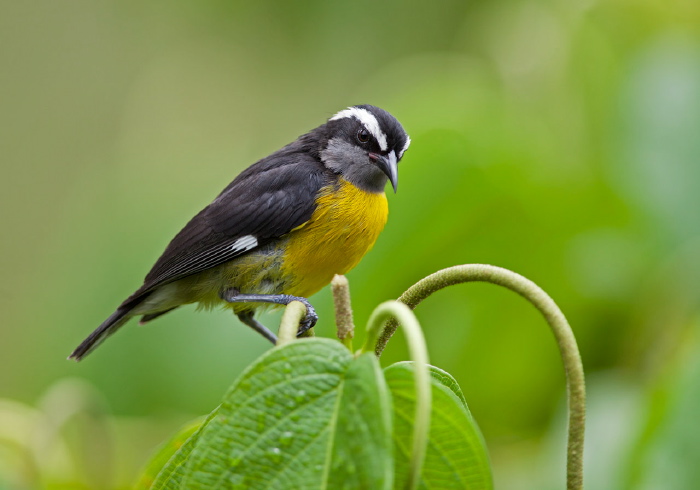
{"left": 2, "top": 0, "right": 700, "bottom": 488}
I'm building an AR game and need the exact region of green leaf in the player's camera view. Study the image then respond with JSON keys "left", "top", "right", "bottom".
{"left": 152, "top": 338, "right": 392, "bottom": 489}
{"left": 423, "top": 363, "right": 469, "bottom": 411}
{"left": 135, "top": 417, "right": 204, "bottom": 489}
{"left": 385, "top": 362, "right": 493, "bottom": 490}
{"left": 326, "top": 351, "right": 394, "bottom": 489}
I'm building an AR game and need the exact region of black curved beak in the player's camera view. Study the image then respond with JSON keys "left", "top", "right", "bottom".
{"left": 369, "top": 150, "right": 398, "bottom": 193}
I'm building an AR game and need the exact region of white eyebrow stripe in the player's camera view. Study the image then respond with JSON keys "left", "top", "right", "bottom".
{"left": 399, "top": 135, "right": 411, "bottom": 158}
{"left": 330, "top": 107, "right": 388, "bottom": 151}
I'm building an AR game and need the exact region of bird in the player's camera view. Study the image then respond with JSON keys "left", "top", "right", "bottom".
{"left": 69, "top": 105, "right": 410, "bottom": 361}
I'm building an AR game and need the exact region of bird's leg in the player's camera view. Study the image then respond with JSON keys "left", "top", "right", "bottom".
{"left": 219, "top": 288, "right": 278, "bottom": 344}
{"left": 220, "top": 289, "right": 318, "bottom": 336}
{"left": 236, "top": 310, "right": 278, "bottom": 345}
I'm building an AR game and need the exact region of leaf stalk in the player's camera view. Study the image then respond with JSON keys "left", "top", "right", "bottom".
{"left": 375, "top": 264, "right": 585, "bottom": 490}
{"left": 277, "top": 301, "right": 307, "bottom": 346}
{"left": 361, "top": 301, "right": 431, "bottom": 490}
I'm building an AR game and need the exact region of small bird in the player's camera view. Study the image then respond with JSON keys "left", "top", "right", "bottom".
{"left": 69, "top": 105, "right": 410, "bottom": 361}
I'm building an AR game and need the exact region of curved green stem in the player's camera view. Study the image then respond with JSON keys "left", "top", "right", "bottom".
{"left": 360, "top": 301, "right": 431, "bottom": 490}
{"left": 375, "top": 264, "right": 585, "bottom": 490}
{"left": 277, "top": 301, "right": 307, "bottom": 346}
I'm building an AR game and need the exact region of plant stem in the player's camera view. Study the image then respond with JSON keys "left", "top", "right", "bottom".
{"left": 277, "top": 301, "right": 307, "bottom": 346}
{"left": 361, "top": 301, "right": 431, "bottom": 490}
{"left": 375, "top": 264, "right": 585, "bottom": 490}
{"left": 331, "top": 274, "right": 354, "bottom": 350}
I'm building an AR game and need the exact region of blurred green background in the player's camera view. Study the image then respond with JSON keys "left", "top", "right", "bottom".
{"left": 2, "top": 0, "right": 700, "bottom": 488}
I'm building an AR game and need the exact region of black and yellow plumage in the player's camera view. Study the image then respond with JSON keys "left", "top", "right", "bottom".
{"left": 70, "top": 105, "right": 410, "bottom": 360}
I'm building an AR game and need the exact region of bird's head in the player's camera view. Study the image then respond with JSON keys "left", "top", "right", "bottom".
{"left": 320, "top": 105, "right": 410, "bottom": 193}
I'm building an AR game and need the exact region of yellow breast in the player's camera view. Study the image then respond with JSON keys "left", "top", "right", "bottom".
{"left": 281, "top": 178, "right": 389, "bottom": 298}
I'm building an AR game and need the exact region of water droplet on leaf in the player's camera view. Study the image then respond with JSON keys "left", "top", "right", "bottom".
{"left": 268, "top": 447, "right": 282, "bottom": 463}
{"left": 279, "top": 431, "right": 294, "bottom": 447}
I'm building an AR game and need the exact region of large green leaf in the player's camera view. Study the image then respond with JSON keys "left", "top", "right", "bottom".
{"left": 135, "top": 417, "right": 204, "bottom": 489}
{"left": 149, "top": 338, "right": 392, "bottom": 489}
{"left": 325, "top": 351, "right": 393, "bottom": 489}
{"left": 385, "top": 362, "right": 493, "bottom": 490}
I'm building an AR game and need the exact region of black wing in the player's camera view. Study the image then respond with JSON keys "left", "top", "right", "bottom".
{"left": 120, "top": 151, "right": 332, "bottom": 308}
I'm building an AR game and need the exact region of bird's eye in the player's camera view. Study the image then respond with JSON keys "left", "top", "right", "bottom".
{"left": 356, "top": 128, "right": 371, "bottom": 143}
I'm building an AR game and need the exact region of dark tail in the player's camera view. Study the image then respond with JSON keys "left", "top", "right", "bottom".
{"left": 69, "top": 308, "right": 132, "bottom": 361}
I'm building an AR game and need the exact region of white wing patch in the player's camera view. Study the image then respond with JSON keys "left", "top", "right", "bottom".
{"left": 230, "top": 235, "right": 258, "bottom": 253}
{"left": 399, "top": 135, "right": 411, "bottom": 158}
{"left": 331, "top": 107, "right": 388, "bottom": 151}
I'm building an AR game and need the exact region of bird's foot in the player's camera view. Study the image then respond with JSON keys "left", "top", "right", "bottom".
{"left": 287, "top": 296, "right": 317, "bottom": 336}
{"left": 221, "top": 290, "right": 317, "bottom": 337}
